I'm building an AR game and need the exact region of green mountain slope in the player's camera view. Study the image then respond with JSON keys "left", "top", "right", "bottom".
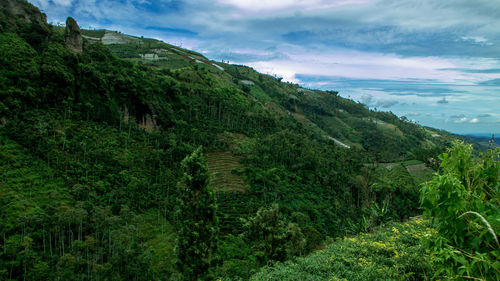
{"left": 0, "top": 1, "right": 464, "bottom": 280}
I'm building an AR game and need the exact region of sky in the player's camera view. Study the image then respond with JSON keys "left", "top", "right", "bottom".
{"left": 30, "top": 0, "right": 500, "bottom": 135}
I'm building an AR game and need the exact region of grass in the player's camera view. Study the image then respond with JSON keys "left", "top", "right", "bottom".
{"left": 248, "top": 85, "right": 272, "bottom": 103}
{"left": 377, "top": 123, "right": 404, "bottom": 137}
{"left": 292, "top": 112, "right": 310, "bottom": 124}
{"left": 398, "top": 160, "right": 433, "bottom": 184}
{"left": 407, "top": 166, "right": 434, "bottom": 184}
{"left": 80, "top": 29, "right": 106, "bottom": 38}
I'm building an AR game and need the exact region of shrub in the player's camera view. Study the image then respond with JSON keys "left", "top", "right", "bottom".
{"left": 250, "top": 220, "right": 435, "bottom": 281}
{"left": 421, "top": 141, "right": 499, "bottom": 280}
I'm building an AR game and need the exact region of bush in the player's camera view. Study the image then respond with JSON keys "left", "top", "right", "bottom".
{"left": 250, "top": 220, "right": 435, "bottom": 281}
{"left": 421, "top": 141, "right": 499, "bottom": 280}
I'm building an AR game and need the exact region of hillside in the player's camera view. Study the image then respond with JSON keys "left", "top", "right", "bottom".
{"left": 0, "top": 1, "right": 471, "bottom": 280}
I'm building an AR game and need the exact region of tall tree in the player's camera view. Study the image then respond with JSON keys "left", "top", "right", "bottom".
{"left": 174, "top": 146, "right": 218, "bottom": 281}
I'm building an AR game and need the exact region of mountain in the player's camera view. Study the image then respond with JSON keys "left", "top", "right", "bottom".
{"left": 0, "top": 1, "right": 464, "bottom": 280}
{"left": 461, "top": 133, "right": 499, "bottom": 151}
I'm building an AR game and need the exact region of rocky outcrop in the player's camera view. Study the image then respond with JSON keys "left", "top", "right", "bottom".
{"left": 1, "top": 0, "right": 48, "bottom": 32}
{"left": 65, "top": 17, "right": 83, "bottom": 53}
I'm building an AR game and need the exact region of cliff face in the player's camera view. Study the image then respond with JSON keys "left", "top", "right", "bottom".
{"left": 65, "top": 17, "right": 83, "bottom": 53}
{"left": 0, "top": 0, "right": 47, "bottom": 30}
{"left": 0, "top": 0, "right": 50, "bottom": 49}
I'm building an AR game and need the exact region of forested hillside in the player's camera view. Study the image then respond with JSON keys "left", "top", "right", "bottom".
{"left": 2, "top": 1, "right": 496, "bottom": 280}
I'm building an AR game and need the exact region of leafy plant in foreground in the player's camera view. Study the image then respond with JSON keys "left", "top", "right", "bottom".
{"left": 420, "top": 141, "right": 499, "bottom": 280}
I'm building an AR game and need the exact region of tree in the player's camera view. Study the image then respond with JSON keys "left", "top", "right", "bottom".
{"left": 174, "top": 146, "right": 218, "bottom": 281}
{"left": 420, "top": 141, "right": 499, "bottom": 280}
{"left": 242, "top": 204, "right": 287, "bottom": 266}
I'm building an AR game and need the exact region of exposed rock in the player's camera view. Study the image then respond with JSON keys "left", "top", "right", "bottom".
{"left": 81, "top": 34, "right": 101, "bottom": 41}
{"left": 65, "top": 17, "right": 82, "bottom": 53}
{"left": 212, "top": 63, "right": 225, "bottom": 71}
{"left": 152, "top": 48, "right": 168, "bottom": 53}
{"left": 2, "top": 0, "right": 47, "bottom": 26}
{"left": 1, "top": 0, "right": 48, "bottom": 34}
{"left": 140, "top": 53, "right": 159, "bottom": 61}
{"left": 240, "top": 80, "right": 255, "bottom": 85}
{"left": 0, "top": 117, "right": 7, "bottom": 127}
{"left": 101, "top": 31, "right": 131, "bottom": 45}
{"left": 326, "top": 136, "right": 351, "bottom": 149}
{"left": 139, "top": 114, "right": 158, "bottom": 132}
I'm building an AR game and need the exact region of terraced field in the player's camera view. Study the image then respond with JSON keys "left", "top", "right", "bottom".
{"left": 206, "top": 151, "right": 251, "bottom": 233}
{"left": 206, "top": 151, "right": 246, "bottom": 193}
{"left": 405, "top": 163, "right": 434, "bottom": 184}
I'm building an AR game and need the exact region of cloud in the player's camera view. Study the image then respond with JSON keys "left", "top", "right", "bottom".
{"left": 470, "top": 118, "right": 479, "bottom": 123}
{"left": 477, "top": 113, "right": 492, "bottom": 117}
{"left": 437, "top": 97, "right": 449, "bottom": 104}
{"left": 216, "top": 0, "right": 370, "bottom": 13}
{"left": 360, "top": 94, "right": 373, "bottom": 105}
{"left": 31, "top": 0, "right": 500, "bottom": 134}
{"left": 479, "top": 79, "right": 500, "bottom": 86}
{"left": 376, "top": 99, "right": 399, "bottom": 108}
{"left": 440, "top": 68, "right": 500, "bottom": 74}
{"left": 461, "top": 36, "right": 493, "bottom": 46}
{"left": 450, "top": 114, "right": 466, "bottom": 118}
{"left": 406, "top": 112, "right": 421, "bottom": 116}
{"left": 455, "top": 117, "right": 468, "bottom": 123}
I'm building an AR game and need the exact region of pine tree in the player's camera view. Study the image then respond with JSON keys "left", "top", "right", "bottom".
{"left": 174, "top": 146, "right": 218, "bottom": 281}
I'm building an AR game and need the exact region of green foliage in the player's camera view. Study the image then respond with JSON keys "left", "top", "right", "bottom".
{"left": 175, "top": 146, "right": 218, "bottom": 281}
{"left": 80, "top": 29, "right": 106, "bottom": 38}
{"left": 216, "top": 234, "right": 257, "bottom": 280}
{"left": 215, "top": 205, "right": 307, "bottom": 280}
{"left": 250, "top": 220, "right": 435, "bottom": 281}
{"left": 242, "top": 204, "right": 288, "bottom": 265}
{"left": 421, "top": 141, "right": 500, "bottom": 280}
{"left": 0, "top": 33, "right": 39, "bottom": 114}
{"left": 0, "top": 133, "right": 177, "bottom": 280}
{"left": 0, "top": 2, "right": 462, "bottom": 280}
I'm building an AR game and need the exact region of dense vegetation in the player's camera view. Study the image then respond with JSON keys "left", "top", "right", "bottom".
{"left": 248, "top": 219, "right": 436, "bottom": 281}
{"left": 2, "top": 1, "right": 495, "bottom": 280}
{"left": 421, "top": 142, "right": 499, "bottom": 280}
{"left": 252, "top": 142, "right": 499, "bottom": 281}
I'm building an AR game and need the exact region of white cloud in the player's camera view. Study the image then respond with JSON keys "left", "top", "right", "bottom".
{"left": 242, "top": 47, "right": 479, "bottom": 83}
{"left": 216, "top": 0, "right": 370, "bottom": 13}
{"left": 470, "top": 118, "right": 479, "bottom": 123}
{"left": 30, "top": 0, "right": 50, "bottom": 9}
{"left": 52, "top": 0, "right": 73, "bottom": 6}
{"left": 477, "top": 113, "right": 492, "bottom": 117}
{"left": 455, "top": 117, "right": 468, "bottom": 123}
{"left": 461, "top": 36, "right": 493, "bottom": 46}
{"left": 406, "top": 112, "right": 421, "bottom": 116}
